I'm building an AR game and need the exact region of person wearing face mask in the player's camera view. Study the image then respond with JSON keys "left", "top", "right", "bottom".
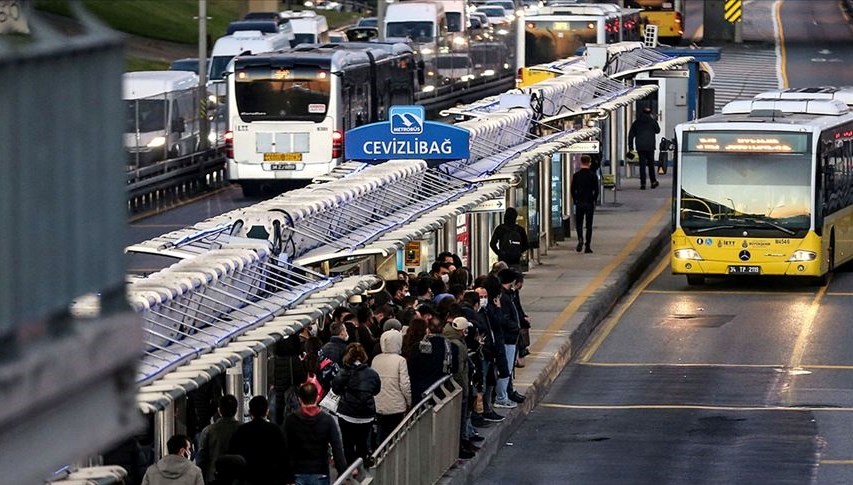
{"left": 459, "top": 290, "right": 496, "bottom": 428}
{"left": 142, "top": 434, "right": 204, "bottom": 485}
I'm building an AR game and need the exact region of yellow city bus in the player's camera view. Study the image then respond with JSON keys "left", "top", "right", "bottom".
{"left": 671, "top": 87, "right": 853, "bottom": 285}
{"left": 626, "top": 0, "right": 683, "bottom": 43}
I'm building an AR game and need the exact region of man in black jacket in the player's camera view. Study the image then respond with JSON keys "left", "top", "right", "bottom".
{"left": 628, "top": 106, "right": 661, "bottom": 190}
{"left": 228, "top": 396, "right": 288, "bottom": 485}
{"left": 283, "top": 382, "right": 348, "bottom": 484}
{"left": 571, "top": 155, "right": 600, "bottom": 254}
{"left": 489, "top": 207, "right": 529, "bottom": 271}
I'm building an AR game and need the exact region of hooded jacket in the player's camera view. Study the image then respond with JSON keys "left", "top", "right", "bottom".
{"left": 489, "top": 208, "right": 529, "bottom": 265}
{"left": 628, "top": 111, "right": 661, "bottom": 151}
{"left": 142, "top": 455, "right": 204, "bottom": 485}
{"left": 371, "top": 330, "right": 412, "bottom": 414}
{"left": 332, "top": 361, "right": 381, "bottom": 421}
{"left": 442, "top": 324, "right": 469, "bottom": 398}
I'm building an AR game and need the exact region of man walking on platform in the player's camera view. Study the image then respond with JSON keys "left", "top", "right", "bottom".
{"left": 142, "top": 434, "right": 204, "bottom": 485}
{"left": 628, "top": 106, "right": 661, "bottom": 190}
{"left": 489, "top": 207, "right": 529, "bottom": 272}
{"left": 571, "top": 155, "right": 600, "bottom": 254}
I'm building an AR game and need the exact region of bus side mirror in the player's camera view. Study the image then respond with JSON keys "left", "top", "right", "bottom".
{"left": 417, "top": 59, "right": 426, "bottom": 85}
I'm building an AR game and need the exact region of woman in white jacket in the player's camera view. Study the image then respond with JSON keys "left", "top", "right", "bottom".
{"left": 371, "top": 329, "right": 412, "bottom": 442}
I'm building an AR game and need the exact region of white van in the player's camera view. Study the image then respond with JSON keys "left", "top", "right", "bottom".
{"left": 385, "top": 2, "right": 447, "bottom": 55}
{"left": 279, "top": 10, "right": 329, "bottom": 44}
{"left": 123, "top": 71, "right": 201, "bottom": 165}
{"left": 209, "top": 28, "right": 294, "bottom": 81}
{"left": 437, "top": 0, "right": 469, "bottom": 50}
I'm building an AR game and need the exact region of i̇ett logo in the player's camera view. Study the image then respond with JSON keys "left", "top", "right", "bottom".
{"left": 389, "top": 106, "right": 424, "bottom": 135}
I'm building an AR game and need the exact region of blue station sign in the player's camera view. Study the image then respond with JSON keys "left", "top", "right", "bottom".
{"left": 344, "top": 105, "right": 470, "bottom": 161}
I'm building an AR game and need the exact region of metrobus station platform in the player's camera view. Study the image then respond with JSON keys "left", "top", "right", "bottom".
{"left": 441, "top": 175, "right": 673, "bottom": 484}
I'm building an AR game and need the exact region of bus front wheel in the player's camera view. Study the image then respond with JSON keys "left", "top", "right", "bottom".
{"left": 686, "top": 275, "right": 705, "bottom": 286}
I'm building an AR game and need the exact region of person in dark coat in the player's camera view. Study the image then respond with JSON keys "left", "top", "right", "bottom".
{"left": 493, "top": 269, "right": 521, "bottom": 409}
{"left": 628, "top": 106, "right": 661, "bottom": 190}
{"left": 196, "top": 395, "right": 241, "bottom": 483}
{"left": 407, "top": 318, "right": 460, "bottom": 404}
{"left": 489, "top": 207, "right": 529, "bottom": 271}
{"left": 227, "top": 396, "right": 288, "bottom": 485}
{"left": 571, "top": 154, "right": 600, "bottom": 254}
{"left": 332, "top": 343, "right": 382, "bottom": 466}
{"left": 283, "top": 382, "right": 348, "bottom": 485}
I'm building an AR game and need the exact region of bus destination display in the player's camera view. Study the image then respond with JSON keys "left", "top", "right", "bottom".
{"left": 685, "top": 132, "right": 809, "bottom": 153}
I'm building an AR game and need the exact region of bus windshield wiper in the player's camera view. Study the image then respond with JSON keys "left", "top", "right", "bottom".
{"left": 726, "top": 217, "right": 796, "bottom": 235}
{"left": 694, "top": 225, "right": 736, "bottom": 234}
{"left": 742, "top": 218, "right": 796, "bottom": 235}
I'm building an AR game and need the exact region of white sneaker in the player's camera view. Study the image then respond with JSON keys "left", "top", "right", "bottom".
{"left": 493, "top": 399, "right": 517, "bottom": 409}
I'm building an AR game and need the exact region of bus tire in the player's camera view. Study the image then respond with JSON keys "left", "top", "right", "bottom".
{"left": 686, "top": 275, "right": 705, "bottom": 286}
{"left": 241, "top": 182, "right": 261, "bottom": 198}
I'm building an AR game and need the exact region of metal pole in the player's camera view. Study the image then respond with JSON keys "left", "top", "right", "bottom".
{"left": 443, "top": 218, "right": 457, "bottom": 255}
{"left": 252, "top": 348, "right": 268, "bottom": 398}
{"left": 198, "top": 0, "right": 210, "bottom": 151}
{"left": 734, "top": 19, "right": 743, "bottom": 44}
{"left": 476, "top": 213, "right": 491, "bottom": 276}
{"left": 378, "top": 0, "right": 386, "bottom": 41}
{"left": 155, "top": 404, "right": 175, "bottom": 459}
{"left": 226, "top": 366, "right": 244, "bottom": 421}
{"left": 540, "top": 156, "right": 551, "bottom": 253}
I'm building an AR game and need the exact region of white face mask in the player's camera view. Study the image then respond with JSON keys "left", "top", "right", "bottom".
{"left": 441, "top": 274, "right": 450, "bottom": 284}
{"left": 479, "top": 297, "right": 488, "bottom": 309}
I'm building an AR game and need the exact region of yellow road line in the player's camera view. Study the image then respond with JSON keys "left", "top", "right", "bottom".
{"left": 821, "top": 460, "right": 853, "bottom": 465}
{"left": 644, "top": 289, "right": 815, "bottom": 296}
{"left": 776, "top": 0, "right": 789, "bottom": 88}
{"left": 527, "top": 200, "right": 671, "bottom": 357}
{"left": 578, "top": 255, "right": 669, "bottom": 363}
{"left": 540, "top": 403, "right": 853, "bottom": 412}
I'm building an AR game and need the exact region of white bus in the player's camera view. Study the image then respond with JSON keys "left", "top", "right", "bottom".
{"left": 225, "top": 43, "right": 419, "bottom": 196}
{"left": 523, "top": 3, "right": 642, "bottom": 66}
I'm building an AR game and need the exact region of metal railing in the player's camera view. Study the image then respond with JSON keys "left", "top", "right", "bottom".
{"left": 334, "top": 376, "right": 464, "bottom": 485}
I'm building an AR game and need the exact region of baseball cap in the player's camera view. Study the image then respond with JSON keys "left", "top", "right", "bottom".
{"left": 451, "top": 317, "right": 472, "bottom": 332}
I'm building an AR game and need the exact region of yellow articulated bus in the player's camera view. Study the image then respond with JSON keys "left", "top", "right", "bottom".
{"left": 626, "top": 0, "right": 683, "bottom": 43}
{"left": 672, "top": 87, "right": 853, "bottom": 285}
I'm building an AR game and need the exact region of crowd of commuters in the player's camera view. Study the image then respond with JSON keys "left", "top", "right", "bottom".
{"left": 147, "top": 242, "right": 533, "bottom": 484}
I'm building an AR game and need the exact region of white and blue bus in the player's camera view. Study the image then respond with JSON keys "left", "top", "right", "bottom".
{"left": 225, "top": 43, "right": 418, "bottom": 195}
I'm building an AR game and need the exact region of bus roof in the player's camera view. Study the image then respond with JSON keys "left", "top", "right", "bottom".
{"left": 234, "top": 44, "right": 411, "bottom": 72}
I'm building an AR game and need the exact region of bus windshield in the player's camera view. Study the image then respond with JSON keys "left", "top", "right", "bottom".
{"left": 679, "top": 152, "right": 813, "bottom": 236}
{"left": 234, "top": 65, "right": 331, "bottom": 122}
{"left": 293, "top": 33, "right": 317, "bottom": 44}
{"left": 525, "top": 19, "right": 598, "bottom": 65}
{"left": 386, "top": 21, "right": 435, "bottom": 42}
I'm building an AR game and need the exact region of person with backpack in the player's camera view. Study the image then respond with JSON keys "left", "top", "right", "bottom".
{"left": 489, "top": 207, "right": 529, "bottom": 272}
{"left": 628, "top": 106, "right": 662, "bottom": 190}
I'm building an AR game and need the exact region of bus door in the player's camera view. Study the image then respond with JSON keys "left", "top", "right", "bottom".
{"left": 634, "top": 69, "right": 690, "bottom": 144}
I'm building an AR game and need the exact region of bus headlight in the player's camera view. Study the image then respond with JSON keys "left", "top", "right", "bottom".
{"left": 421, "top": 47, "right": 434, "bottom": 55}
{"left": 147, "top": 136, "right": 166, "bottom": 148}
{"left": 787, "top": 250, "right": 816, "bottom": 262}
{"left": 674, "top": 248, "right": 703, "bottom": 260}
{"left": 452, "top": 36, "right": 466, "bottom": 46}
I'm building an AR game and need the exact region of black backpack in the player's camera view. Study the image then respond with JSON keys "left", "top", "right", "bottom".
{"left": 499, "top": 225, "right": 523, "bottom": 260}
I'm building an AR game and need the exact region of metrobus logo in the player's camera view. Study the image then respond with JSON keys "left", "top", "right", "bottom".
{"left": 389, "top": 106, "right": 424, "bottom": 135}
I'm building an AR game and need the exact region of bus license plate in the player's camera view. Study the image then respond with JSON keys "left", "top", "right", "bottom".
{"left": 270, "top": 163, "right": 297, "bottom": 170}
{"left": 264, "top": 152, "right": 302, "bottom": 162}
{"left": 727, "top": 265, "right": 760, "bottom": 275}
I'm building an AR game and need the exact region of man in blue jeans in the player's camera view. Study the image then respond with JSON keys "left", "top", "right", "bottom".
{"left": 493, "top": 269, "right": 522, "bottom": 409}
{"left": 283, "top": 382, "right": 348, "bottom": 485}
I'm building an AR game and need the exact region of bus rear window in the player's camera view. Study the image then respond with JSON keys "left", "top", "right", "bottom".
{"left": 234, "top": 65, "right": 331, "bottom": 122}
